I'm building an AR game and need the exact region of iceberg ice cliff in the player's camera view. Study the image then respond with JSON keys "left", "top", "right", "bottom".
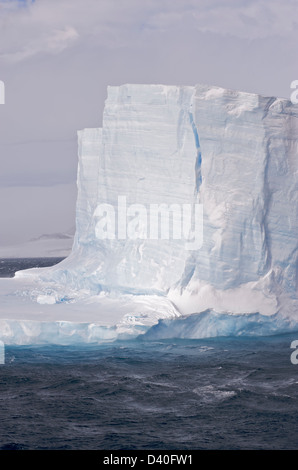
{"left": 0, "top": 83, "right": 298, "bottom": 344}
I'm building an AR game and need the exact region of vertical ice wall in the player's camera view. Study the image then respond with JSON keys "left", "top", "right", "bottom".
{"left": 55, "top": 84, "right": 297, "bottom": 316}
{"left": 74, "top": 128, "right": 102, "bottom": 248}
{"left": 261, "top": 98, "right": 298, "bottom": 295}
{"left": 69, "top": 84, "right": 202, "bottom": 293}
{"left": 187, "top": 85, "right": 271, "bottom": 289}
{"left": 188, "top": 86, "right": 298, "bottom": 293}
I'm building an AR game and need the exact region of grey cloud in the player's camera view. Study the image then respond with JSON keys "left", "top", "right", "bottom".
{"left": 1, "top": 0, "right": 297, "bottom": 63}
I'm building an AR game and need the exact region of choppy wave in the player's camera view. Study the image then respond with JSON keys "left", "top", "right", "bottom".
{"left": 1, "top": 333, "right": 298, "bottom": 449}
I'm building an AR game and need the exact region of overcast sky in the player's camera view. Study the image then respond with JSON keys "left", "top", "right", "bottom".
{"left": 0, "top": 0, "right": 297, "bottom": 246}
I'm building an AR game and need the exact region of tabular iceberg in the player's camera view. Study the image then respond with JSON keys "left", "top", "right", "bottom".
{"left": 0, "top": 83, "right": 298, "bottom": 344}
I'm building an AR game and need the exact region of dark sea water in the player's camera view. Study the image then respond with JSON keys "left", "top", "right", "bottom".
{"left": 1, "top": 259, "right": 298, "bottom": 451}
{"left": 0, "top": 257, "right": 65, "bottom": 278}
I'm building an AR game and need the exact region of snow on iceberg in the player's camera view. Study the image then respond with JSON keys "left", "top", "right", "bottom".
{"left": 1, "top": 83, "right": 298, "bottom": 344}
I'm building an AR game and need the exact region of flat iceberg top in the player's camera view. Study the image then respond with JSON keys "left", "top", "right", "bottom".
{"left": 106, "top": 82, "right": 294, "bottom": 108}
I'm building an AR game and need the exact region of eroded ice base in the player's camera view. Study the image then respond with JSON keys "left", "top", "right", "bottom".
{"left": 0, "top": 271, "right": 297, "bottom": 345}
{"left": 0, "top": 275, "right": 181, "bottom": 345}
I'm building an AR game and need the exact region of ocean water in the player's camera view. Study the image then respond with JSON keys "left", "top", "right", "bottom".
{"left": 0, "top": 257, "right": 65, "bottom": 278}
{"left": 1, "top": 259, "right": 298, "bottom": 450}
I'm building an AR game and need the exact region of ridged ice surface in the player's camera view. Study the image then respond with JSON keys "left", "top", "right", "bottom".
{"left": 52, "top": 84, "right": 298, "bottom": 311}
{"left": 1, "top": 83, "right": 298, "bottom": 344}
